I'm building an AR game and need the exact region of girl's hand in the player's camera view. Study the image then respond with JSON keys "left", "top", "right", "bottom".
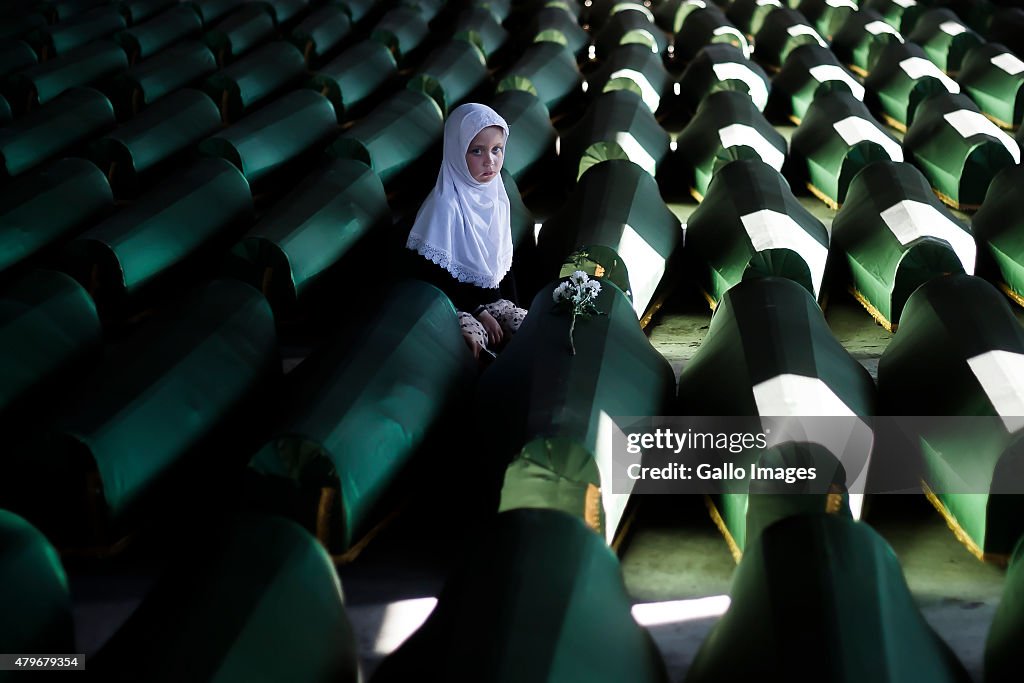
{"left": 462, "top": 330, "right": 483, "bottom": 359}
{"left": 476, "top": 309, "right": 503, "bottom": 346}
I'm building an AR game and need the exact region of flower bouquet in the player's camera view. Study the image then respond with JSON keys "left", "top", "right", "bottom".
{"left": 552, "top": 271, "right": 603, "bottom": 355}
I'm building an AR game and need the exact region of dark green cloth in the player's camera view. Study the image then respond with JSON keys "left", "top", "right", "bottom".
{"left": 204, "top": 40, "right": 307, "bottom": 121}
{"left": 973, "top": 166, "right": 1024, "bottom": 302}
{"left": 496, "top": 39, "right": 582, "bottom": 112}
{"left": 674, "top": 5, "right": 749, "bottom": 63}
{"left": 114, "top": 4, "right": 203, "bottom": 63}
{"left": 986, "top": 537, "right": 1024, "bottom": 681}
{"left": 407, "top": 39, "right": 489, "bottom": 116}
{"left": 309, "top": 38, "right": 397, "bottom": 120}
{"left": 677, "top": 43, "right": 770, "bottom": 115}
{"left": 586, "top": 42, "right": 672, "bottom": 114}
{"left": 110, "top": 39, "right": 217, "bottom": 116}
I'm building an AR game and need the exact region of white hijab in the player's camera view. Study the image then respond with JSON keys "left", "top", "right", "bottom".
{"left": 406, "top": 103, "right": 513, "bottom": 289}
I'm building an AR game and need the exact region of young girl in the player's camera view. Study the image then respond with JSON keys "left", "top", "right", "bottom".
{"left": 407, "top": 103, "right": 528, "bottom": 359}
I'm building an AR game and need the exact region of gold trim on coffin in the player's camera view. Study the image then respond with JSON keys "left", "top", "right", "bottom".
{"left": 921, "top": 480, "right": 1009, "bottom": 567}
{"left": 849, "top": 285, "right": 897, "bottom": 332}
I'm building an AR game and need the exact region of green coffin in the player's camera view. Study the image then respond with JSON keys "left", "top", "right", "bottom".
{"left": 586, "top": 42, "right": 672, "bottom": 115}
{"left": 0, "top": 87, "right": 115, "bottom": 179}
{"left": 654, "top": 0, "right": 708, "bottom": 33}
{"left": 903, "top": 91, "right": 1020, "bottom": 210}
{"left": 204, "top": 41, "right": 306, "bottom": 122}
{"left": 878, "top": 274, "right": 1024, "bottom": 560}
{"left": 794, "top": 0, "right": 857, "bottom": 41}
{"left": 906, "top": 8, "right": 983, "bottom": 76}
{"left": 863, "top": 0, "right": 925, "bottom": 33}
{"left": 187, "top": 0, "right": 246, "bottom": 24}
{"left": 203, "top": 4, "right": 275, "bottom": 65}
{"left": 686, "top": 515, "right": 972, "bottom": 682}
{"left": 865, "top": 40, "right": 962, "bottom": 132}
{"left": 476, "top": 280, "right": 676, "bottom": 541}
{"left": 769, "top": 43, "right": 867, "bottom": 124}
{"left": 116, "top": 0, "right": 178, "bottom": 24}
{"left": 830, "top": 160, "right": 974, "bottom": 330}
{"left": 830, "top": 8, "right": 905, "bottom": 77}
{"left": 684, "top": 161, "right": 829, "bottom": 305}
{"left": 973, "top": 166, "right": 1024, "bottom": 305}
{"left": 3, "top": 40, "right": 127, "bottom": 114}
{"left": 790, "top": 89, "right": 904, "bottom": 208}
{"left": 63, "top": 158, "right": 254, "bottom": 306}
{"left": 327, "top": 88, "right": 443, "bottom": 186}
{"left": 673, "top": 5, "right": 751, "bottom": 63}
{"left": 453, "top": 6, "right": 508, "bottom": 60}
{"left": 407, "top": 39, "right": 488, "bottom": 117}
{"left": 90, "top": 88, "right": 221, "bottom": 196}
{"left": 372, "top": 509, "right": 668, "bottom": 683}
{"left": 677, "top": 43, "right": 771, "bottom": 114}
{"left": 531, "top": 5, "right": 590, "bottom": 56}
{"left": 0, "top": 510, "right": 73, "bottom": 656}
{"left": 336, "top": 0, "right": 379, "bottom": 24}
{"left": 40, "top": 0, "right": 110, "bottom": 23}
{"left": 489, "top": 89, "right": 557, "bottom": 180}
{"left": 0, "top": 158, "right": 113, "bottom": 275}
{"left": 26, "top": 279, "right": 278, "bottom": 533}
{"left": 676, "top": 90, "right": 788, "bottom": 201}
{"left": 594, "top": 8, "right": 668, "bottom": 59}
{"left": 752, "top": 7, "right": 829, "bottom": 71}
{"left": 0, "top": 39, "right": 37, "bottom": 82}
{"left": 226, "top": 159, "right": 389, "bottom": 312}
{"left": 538, "top": 159, "right": 681, "bottom": 319}
{"left": 30, "top": 7, "right": 127, "bottom": 60}
{"left": 254, "top": 0, "right": 309, "bottom": 25}
{"left": 472, "top": 0, "right": 510, "bottom": 23}
{"left": 726, "top": 0, "right": 783, "bottom": 38}
{"left": 247, "top": 280, "right": 474, "bottom": 553}
{"left": 290, "top": 5, "right": 351, "bottom": 63}
{"left": 309, "top": 39, "right": 396, "bottom": 120}
{"left": 200, "top": 89, "right": 338, "bottom": 187}
{"left": 114, "top": 5, "right": 203, "bottom": 64}
{"left": 987, "top": 537, "right": 1024, "bottom": 680}
{"left": 370, "top": 6, "right": 428, "bottom": 62}
{"left": 495, "top": 39, "right": 582, "bottom": 112}
{"left": 0, "top": 269, "right": 101, "bottom": 425}
{"left": 90, "top": 514, "right": 358, "bottom": 683}
{"left": 560, "top": 89, "right": 671, "bottom": 181}
{"left": 109, "top": 39, "right": 217, "bottom": 117}
{"left": 958, "top": 43, "right": 1024, "bottom": 131}
{"left": 399, "top": 0, "right": 445, "bottom": 23}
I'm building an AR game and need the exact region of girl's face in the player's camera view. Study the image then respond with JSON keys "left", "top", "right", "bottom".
{"left": 465, "top": 125, "right": 505, "bottom": 183}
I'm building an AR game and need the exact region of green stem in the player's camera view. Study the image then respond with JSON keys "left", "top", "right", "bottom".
{"left": 568, "top": 312, "right": 577, "bottom": 356}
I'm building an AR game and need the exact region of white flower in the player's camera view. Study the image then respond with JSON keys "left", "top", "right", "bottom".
{"left": 585, "top": 279, "right": 601, "bottom": 294}
{"left": 552, "top": 281, "right": 570, "bottom": 303}
{"left": 570, "top": 270, "right": 588, "bottom": 285}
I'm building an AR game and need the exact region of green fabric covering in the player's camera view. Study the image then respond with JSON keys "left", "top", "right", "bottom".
{"left": 64, "top": 158, "right": 253, "bottom": 302}
{"left": 43, "top": 0, "right": 111, "bottom": 23}
{"left": 31, "top": 7, "right": 127, "bottom": 59}
{"left": 0, "top": 87, "right": 115, "bottom": 179}
{"left": 226, "top": 158, "right": 389, "bottom": 311}
{"left": 532, "top": 6, "right": 589, "bottom": 55}
{"left": 987, "top": 537, "right": 1024, "bottom": 681}
{"left": 0, "top": 269, "right": 101, "bottom": 421}
{"left": 309, "top": 39, "right": 397, "bottom": 120}
{"left": 877, "top": 274, "right": 1024, "bottom": 557}
{"left": 973, "top": 166, "right": 1024, "bottom": 302}
{"left": 795, "top": 0, "right": 857, "bottom": 41}
{"left": 248, "top": 280, "right": 474, "bottom": 552}
{"left": 255, "top": 0, "right": 309, "bottom": 24}
{"left": 674, "top": 5, "right": 750, "bottom": 63}
{"left": 753, "top": 8, "right": 829, "bottom": 70}
{"left": 0, "top": 510, "right": 73, "bottom": 656}
{"left": 372, "top": 509, "right": 669, "bottom": 683}
{"left": 655, "top": 0, "right": 715, "bottom": 33}
{"left": 830, "top": 8, "right": 904, "bottom": 76}
{"left": 203, "top": 4, "right": 275, "bottom": 64}
{"left": 200, "top": 89, "right": 338, "bottom": 186}
{"left": 676, "top": 90, "right": 787, "bottom": 199}
{"left": 561, "top": 89, "right": 671, "bottom": 180}
{"left": 453, "top": 6, "right": 508, "bottom": 59}
{"left": 865, "top": 40, "right": 960, "bottom": 130}
{"left": 407, "top": 39, "right": 488, "bottom": 117}
{"left": 587, "top": 42, "right": 672, "bottom": 114}
{"left": 400, "top": 0, "right": 444, "bottom": 22}
{"left": 114, "top": 5, "right": 202, "bottom": 63}
{"left": 110, "top": 39, "right": 217, "bottom": 116}
{"left": 863, "top": 0, "right": 925, "bottom": 33}
{"left": 725, "top": 0, "right": 780, "bottom": 37}
{"left": 37, "top": 279, "right": 278, "bottom": 523}
{"left": 336, "top": 0, "right": 378, "bottom": 24}
{"left": 791, "top": 89, "right": 904, "bottom": 207}
{"left": 370, "top": 6, "right": 428, "bottom": 61}
{"left": 685, "top": 161, "right": 828, "bottom": 304}
{"left": 594, "top": 9, "right": 668, "bottom": 58}
{"left": 116, "top": 0, "right": 178, "bottom": 25}
{"left": 4, "top": 40, "right": 127, "bottom": 113}
{"left": 91, "top": 514, "right": 358, "bottom": 683}
{"left": 958, "top": 43, "right": 1024, "bottom": 130}
{"left": 831, "top": 160, "right": 972, "bottom": 326}
{"left": 904, "top": 92, "right": 1019, "bottom": 209}
{"left": 0, "top": 39, "right": 37, "bottom": 82}
{"left": 907, "top": 9, "right": 982, "bottom": 75}
{"left": 538, "top": 159, "right": 680, "bottom": 318}
{"left": 0, "top": 158, "right": 113, "bottom": 275}
{"left": 678, "top": 43, "right": 771, "bottom": 114}
{"left": 489, "top": 89, "right": 557, "bottom": 180}
{"left": 187, "top": 0, "right": 246, "bottom": 24}
{"left": 90, "top": 88, "right": 221, "bottom": 196}
{"left": 327, "top": 88, "right": 443, "bottom": 186}
{"left": 686, "top": 515, "right": 972, "bottom": 682}
{"left": 770, "top": 44, "right": 865, "bottom": 123}
{"left": 472, "top": 0, "right": 510, "bottom": 23}
{"left": 204, "top": 41, "right": 306, "bottom": 121}
{"left": 496, "top": 40, "right": 582, "bottom": 112}
{"left": 290, "top": 5, "right": 351, "bottom": 63}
